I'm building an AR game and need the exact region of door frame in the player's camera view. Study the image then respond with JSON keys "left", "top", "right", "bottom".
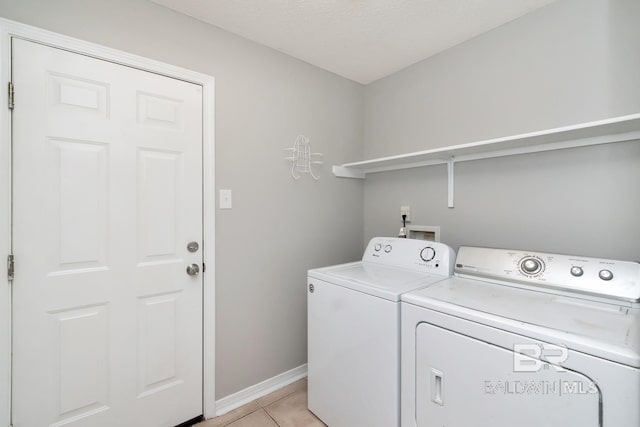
{"left": 0, "top": 18, "right": 217, "bottom": 424}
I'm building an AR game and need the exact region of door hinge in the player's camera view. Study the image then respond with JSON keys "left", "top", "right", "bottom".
{"left": 7, "top": 254, "right": 14, "bottom": 281}
{"left": 8, "top": 81, "right": 14, "bottom": 110}
{"left": 202, "top": 262, "right": 206, "bottom": 273}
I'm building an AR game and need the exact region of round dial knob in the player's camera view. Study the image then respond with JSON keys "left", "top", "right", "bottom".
{"left": 384, "top": 245, "right": 392, "bottom": 253}
{"left": 599, "top": 269, "right": 613, "bottom": 281}
{"left": 374, "top": 243, "right": 382, "bottom": 252}
{"left": 570, "top": 266, "right": 583, "bottom": 277}
{"left": 519, "top": 257, "right": 543, "bottom": 275}
{"left": 420, "top": 247, "right": 436, "bottom": 262}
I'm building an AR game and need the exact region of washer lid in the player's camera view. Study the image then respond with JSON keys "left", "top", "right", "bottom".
{"left": 402, "top": 277, "right": 640, "bottom": 367}
{"left": 309, "top": 261, "right": 447, "bottom": 301}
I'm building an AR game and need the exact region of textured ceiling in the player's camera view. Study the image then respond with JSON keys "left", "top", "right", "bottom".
{"left": 150, "top": 0, "right": 557, "bottom": 84}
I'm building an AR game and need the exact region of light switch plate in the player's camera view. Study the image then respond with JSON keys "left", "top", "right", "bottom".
{"left": 220, "top": 189, "right": 232, "bottom": 209}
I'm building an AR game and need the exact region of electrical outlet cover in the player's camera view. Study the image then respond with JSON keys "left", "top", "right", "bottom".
{"left": 400, "top": 205, "right": 411, "bottom": 222}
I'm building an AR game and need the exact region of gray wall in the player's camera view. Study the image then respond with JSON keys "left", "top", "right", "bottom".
{"left": 0, "top": 0, "right": 364, "bottom": 399}
{"left": 363, "top": 0, "right": 640, "bottom": 261}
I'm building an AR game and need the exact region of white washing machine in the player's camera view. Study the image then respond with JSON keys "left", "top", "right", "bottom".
{"left": 401, "top": 246, "right": 640, "bottom": 427}
{"left": 307, "top": 237, "right": 456, "bottom": 427}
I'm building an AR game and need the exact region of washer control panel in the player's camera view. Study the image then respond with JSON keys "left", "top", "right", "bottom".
{"left": 455, "top": 246, "right": 640, "bottom": 303}
{"left": 364, "top": 237, "right": 456, "bottom": 277}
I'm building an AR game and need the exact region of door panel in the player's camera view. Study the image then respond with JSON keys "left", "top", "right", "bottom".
{"left": 137, "top": 149, "right": 182, "bottom": 260}
{"left": 56, "top": 304, "right": 109, "bottom": 417}
{"left": 12, "top": 38, "right": 203, "bottom": 427}
{"left": 56, "top": 139, "right": 108, "bottom": 268}
{"left": 415, "top": 322, "right": 600, "bottom": 427}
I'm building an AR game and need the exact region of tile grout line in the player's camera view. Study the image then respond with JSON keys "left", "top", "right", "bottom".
{"left": 215, "top": 401, "right": 261, "bottom": 426}
{"left": 221, "top": 380, "right": 302, "bottom": 426}
{"left": 222, "top": 408, "right": 261, "bottom": 427}
{"left": 258, "top": 391, "right": 294, "bottom": 409}
{"left": 260, "top": 387, "right": 298, "bottom": 426}
{"left": 263, "top": 407, "right": 281, "bottom": 427}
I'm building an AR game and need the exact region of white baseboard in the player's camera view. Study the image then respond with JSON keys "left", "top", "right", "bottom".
{"left": 214, "top": 364, "right": 308, "bottom": 417}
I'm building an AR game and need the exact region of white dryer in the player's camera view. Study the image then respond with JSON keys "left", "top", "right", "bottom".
{"left": 401, "top": 246, "right": 640, "bottom": 427}
{"left": 308, "top": 237, "right": 456, "bottom": 427}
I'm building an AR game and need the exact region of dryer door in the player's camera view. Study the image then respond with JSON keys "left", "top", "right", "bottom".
{"left": 415, "top": 322, "right": 601, "bottom": 427}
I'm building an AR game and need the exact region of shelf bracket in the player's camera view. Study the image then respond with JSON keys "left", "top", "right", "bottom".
{"left": 332, "top": 165, "right": 365, "bottom": 179}
{"left": 447, "top": 157, "right": 455, "bottom": 208}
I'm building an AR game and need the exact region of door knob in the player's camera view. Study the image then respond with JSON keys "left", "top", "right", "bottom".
{"left": 186, "top": 264, "right": 200, "bottom": 276}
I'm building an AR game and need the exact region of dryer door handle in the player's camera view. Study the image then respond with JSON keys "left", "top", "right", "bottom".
{"left": 430, "top": 368, "right": 444, "bottom": 406}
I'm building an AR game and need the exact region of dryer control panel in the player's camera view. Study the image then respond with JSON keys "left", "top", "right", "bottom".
{"left": 455, "top": 246, "right": 640, "bottom": 303}
{"left": 364, "top": 237, "right": 456, "bottom": 277}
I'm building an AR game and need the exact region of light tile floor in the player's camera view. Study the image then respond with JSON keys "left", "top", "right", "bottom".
{"left": 198, "top": 379, "right": 326, "bottom": 427}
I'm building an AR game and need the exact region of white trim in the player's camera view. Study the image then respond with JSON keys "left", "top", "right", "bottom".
{"left": 0, "top": 17, "right": 216, "bottom": 423}
{"left": 202, "top": 77, "right": 216, "bottom": 418}
{"left": 214, "top": 364, "right": 308, "bottom": 417}
{"left": 0, "top": 19, "right": 12, "bottom": 427}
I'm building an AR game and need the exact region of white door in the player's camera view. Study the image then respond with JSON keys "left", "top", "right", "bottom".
{"left": 11, "top": 38, "right": 203, "bottom": 427}
{"left": 415, "top": 323, "right": 600, "bottom": 426}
